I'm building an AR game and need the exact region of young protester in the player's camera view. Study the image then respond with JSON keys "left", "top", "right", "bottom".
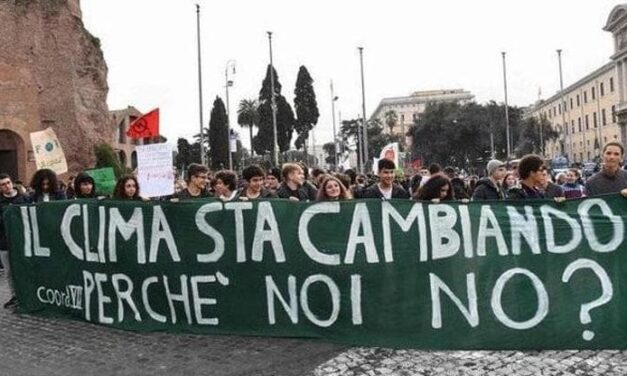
{"left": 29, "top": 168, "right": 66, "bottom": 202}
{"left": 502, "top": 172, "right": 518, "bottom": 198}
{"left": 585, "top": 141, "right": 627, "bottom": 196}
{"left": 562, "top": 168, "right": 585, "bottom": 199}
{"left": 277, "top": 163, "right": 317, "bottom": 201}
{"left": 414, "top": 174, "right": 454, "bottom": 202}
{"left": 0, "top": 173, "right": 29, "bottom": 309}
{"left": 236, "top": 165, "right": 276, "bottom": 200}
{"left": 212, "top": 170, "right": 238, "bottom": 201}
{"left": 316, "top": 175, "right": 352, "bottom": 201}
{"left": 113, "top": 175, "right": 142, "bottom": 200}
{"left": 264, "top": 167, "right": 282, "bottom": 196}
{"left": 472, "top": 159, "right": 506, "bottom": 201}
{"left": 360, "top": 159, "right": 410, "bottom": 199}
{"left": 73, "top": 172, "right": 97, "bottom": 199}
{"left": 507, "top": 154, "right": 546, "bottom": 199}
{"left": 175, "top": 163, "right": 211, "bottom": 200}
{"left": 540, "top": 169, "right": 565, "bottom": 199}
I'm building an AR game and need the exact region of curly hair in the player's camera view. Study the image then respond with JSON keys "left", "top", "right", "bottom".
{"left": 113, "top": 175, "right": 140, "bottom": 199}
{"left": 30, "top": 169, "right": 58, "bottom": 195}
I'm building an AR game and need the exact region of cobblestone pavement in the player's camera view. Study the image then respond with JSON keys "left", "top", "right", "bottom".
{"left": 3, "top": 276, "right": 627, "bottom": 376}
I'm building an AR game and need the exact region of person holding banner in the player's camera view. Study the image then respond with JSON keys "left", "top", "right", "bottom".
{"left": 414, "top": 174, "right": 454, "bottom": 203}
{"left": 316, "top": 175, "right": 353, "bottom": 201}
{"left": 264, "top": 167, "right": 281, "bottom": 196}
{"left": 507, "top": 154, "right": 546, "bottom": 200}
{"left": 113, "top": 175, "right": 142, "bottom": 200}
{"left": 28, "top": 169, "right": 66, "bottom": 202}
{"left": 585, "top": 141, "right": 627, "bottom": 197}
{"left": 0, "top": 173, "right": 29, "bottom": 309}
{"left": 360, "top": 159, "right": 409, "bottom": 200}
{"left": 73, "top": 172, "right": 97, "bottom": 199}
{"left": 236, "top": 165, "right": 276, "bottom": 201}
{"left": 277, "top": 163, "right": 317, "bottom": 202}
{"left": 175, "top": 164, "right": 211, "bottom": 200}
{"left": 471, "top": 159, "right": 506, "bottom": 201}
{"left": 212, "top": 170, "right": 238, "bottom": 202}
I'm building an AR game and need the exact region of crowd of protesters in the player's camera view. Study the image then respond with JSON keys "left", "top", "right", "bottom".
{"left": 1, "top": 141, "right": 627, "bottom": 310}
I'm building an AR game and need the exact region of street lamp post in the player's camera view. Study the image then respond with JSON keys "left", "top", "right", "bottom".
{"left": 267, "top": 31, "right": 279, "bottom": 166}
{"left": 195, "top": 4, "right": 206, "bottom": 165}
{"left": 225, "top": 59, "right": 236, "bottom": 170}
{"left": 358, "top": 47, "right": 368, "bottom": 173}
{"left": 557, "top": 49, "right": 570, "bottom": 162}
{"left": 501, "top": 51, "right": 511, "bottom": 159}
{"left": 330, "top": 80, "right": 339, "bottom": 169}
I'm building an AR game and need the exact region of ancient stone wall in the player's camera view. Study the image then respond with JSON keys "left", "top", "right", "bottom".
{"left": 0, "top": 0, "right": 111, "bottom": 180}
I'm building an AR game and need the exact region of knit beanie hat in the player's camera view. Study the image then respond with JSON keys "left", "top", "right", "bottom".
{"left": 487, "top": 159, "right": 505, "bottom": 176}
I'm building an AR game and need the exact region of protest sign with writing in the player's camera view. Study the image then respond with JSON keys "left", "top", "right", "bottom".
{"left": 5, "top": 196, "right": 627, "bottom": 349}
{"left": 29, "top": 128, "right": 68, "bottom": 174}
{"left": 85, "top": 168, "right": 116, "bottom": 196}
{"left": 136, "top": 143, "right": 174, "bottom": 198}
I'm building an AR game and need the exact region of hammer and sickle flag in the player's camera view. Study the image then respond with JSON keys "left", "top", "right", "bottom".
{"left": 126, "top": 108, "right": 159, "bottom": 139}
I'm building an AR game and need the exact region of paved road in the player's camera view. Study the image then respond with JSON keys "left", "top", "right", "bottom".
{"left": 2, "top": 276, "right": 627, "bottom": 375}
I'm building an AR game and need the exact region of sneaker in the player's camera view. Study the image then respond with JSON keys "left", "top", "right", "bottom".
{"left": 3, "top": 296, "right": 17, "bottom": 309}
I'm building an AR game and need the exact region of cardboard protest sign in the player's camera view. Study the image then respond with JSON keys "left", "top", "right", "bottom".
{"left": 85, "top": 168, "right": 116, "bottom": 196}
{"left": 6, "top": 196, "right": 627, "bottom": 349}
{"left": 135, "top": 143, "right": 174, "bottom": 198}
{"left": 29, "top": 128, "right": 68, "bottom": 174}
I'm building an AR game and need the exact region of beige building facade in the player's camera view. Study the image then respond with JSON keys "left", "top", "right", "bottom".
{"left": 369, "top": 89, "right": 474, "bottom": 138}
{"left": 529, "top": 63, "right": 619, "bottom": 163}
{"left": 110, "top": 106, "right": 164, "bottom": 171}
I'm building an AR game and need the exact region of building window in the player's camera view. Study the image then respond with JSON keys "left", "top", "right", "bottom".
{"left": 585, "top": 114, "right": 589, "bottom": 129}
{"left": 600, "top": 82, "right": 605, "bottom": 96}
{"left": 593, "top": 112, "right": 598, "bottom": 128}
{"left": 117, "top": 121, "right": 126, "bottom": 144}
{"left": 610, "top": 77, "right": 615, "bottom": 92}
{"left": 612, "top": 105, "right": 617, "bottom": 123}
{"left": 571, "top": 120, "right": 575, "bottom": 133}
{"left": 570, "top": 98, "right": 574, "bottom": 109}
{"left": 584, "top": 91, "right": 588, "bottom": 103}
{"left": 549, "top": 109, "right": 552, "bottom": 118}
{"left": 576, "top": 94, "right": 580, "bottom": 106}
{"left": 400, "top": 114, "right": 404, "bottom": 123}
{"left": 602, "top": 109, "right": 607, "bottom": 125}
{"left": 578, "top": 117, "right": 582, "bottom": 132}
{"left": 605, "top": 137, "right": 608, "bottom": 142}
{"left": 592, "top": 87, "right": 596, "bottom": 100}
{"left": 558, "top": 103, "right": 561, "bottom": 114}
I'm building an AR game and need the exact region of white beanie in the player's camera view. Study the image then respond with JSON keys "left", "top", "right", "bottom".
{"left": 487, "top": 159, "right": 505, "bottom": 176}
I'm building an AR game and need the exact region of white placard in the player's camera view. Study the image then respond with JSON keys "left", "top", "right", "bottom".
{"left": 136, "top": 143, "right": 174, "bottom": 198}
{"left": 29, "top": 127, "right": 68, "bottom": 174}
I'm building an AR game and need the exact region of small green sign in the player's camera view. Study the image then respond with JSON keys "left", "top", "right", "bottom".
{"left": 85, "top": 167, "right": 116, "bottom": 196}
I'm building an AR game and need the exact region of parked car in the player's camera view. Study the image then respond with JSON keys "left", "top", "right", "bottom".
{"left": 582, "top": 162, "right": 598, "bottom": 178}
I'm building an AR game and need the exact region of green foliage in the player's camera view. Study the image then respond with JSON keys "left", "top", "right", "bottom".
{"left": 406, "top": 101, "right": 534, "bottom": 170}
{"left": 254, "top": 65, "right": 295, "bottom": 155}
{"left": 516, "top": 116, "right": 559, "bottom": 156}
{"left": 94, "top": 143, "right": 125, "bottom": 178}
{"left": 322, "top": 142, "right": 336, "bottom": 166}
{"left": 384, "top": 110, "right": 398, "bottom": 134}
{"left": 237, "top": 99, "right": 259, "bottom": 157}
{"left": 208, "top": 96, "right": 229, "bottom": 169}
{"left": 294, "top": 66, "right": 319, "bottom": 151}
{"left": 340, "top": 118, "right": 401, "bottom": 168}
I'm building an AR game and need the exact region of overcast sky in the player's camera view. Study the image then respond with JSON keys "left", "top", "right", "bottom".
{"left": 82, "top": 0, "right": 621, "bottom": 150}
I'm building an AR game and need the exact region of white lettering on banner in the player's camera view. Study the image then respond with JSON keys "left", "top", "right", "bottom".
{"left": 542, "top": 205, "right": 583, "bottom": 254}
{"left": 507, "top": 206, "right": 541, "bottom": 255}
{"left": 29, "top": 206, "right": 50, "bottom": 257}
{"left": 577, "top": 199, "right": 624, "bottom": 253}
{"left": 491, "top": 268, "right": 549, "bottom": 330}
{"left": 225, "top": 202, "right": 252, "bottom": 262}
{"left": 381, "top": 202, "right": 427, "bottom": 262}
{"left": 195, "top": 202, "right": 226, "bottom": 263}
{"left": 20, "top": 207, "right": 32, "bottom": 257}
{"left": 36, "top": 285, "right": 83, "bottom": 310}
{"left": 82, "top": 271, "right": 230, "bottom": 326}
{"left": 251, "top": 202, "right": 285, "bottom": 263}
{"left": 430, "top": 273, "right": 479, "bottom": 329}
{"left": 148, "top": 206, "right": 180, "bottom": 263}
{"left": 476, "top": 205, "right": 508, "bottom": 257}
{"left": 429, "top": 204, "right": 460, "bottom": 260}
{"left": 109, "top": 207, "right": 146, "bottom": 263}
{"left": 345, "top": 203, "right": 378, "bottom": 264}
{"left": 298, "top": 202, "right": 342, "bottom": 265}
{"left": 265, "top": 274, "right": 363, "bottom": 327}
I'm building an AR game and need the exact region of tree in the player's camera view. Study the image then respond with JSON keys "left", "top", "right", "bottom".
{"left": 208, "top": 96, "right": 229, "bottom": 169}
{"left": 322, "top": 142, "right": 336, "bottom": 166}
{"left": 294, "top": 66, "right": 320, "bottom": 153}
{"left": 340, "top": 118, "right": 401, "bottom": 170}
{"left": 384, "top": 110, "right": 398, "bottom": 134}
{"left": 94, "top": 143, "right": 125, "bottom": 177}
{"left": 254, "top": 65, "right": 295, "bottom": 156}
{"left": 237, "top": 99, "right": 259, "bottom": 157}
{"left": 515, "top": 116, "right": 559, "bottom": 156}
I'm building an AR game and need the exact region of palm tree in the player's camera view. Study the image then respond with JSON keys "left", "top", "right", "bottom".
{"left": 237, "top": 99, "right": 259, "bottom": 157}
{"left": 384, "top": 110, "right": 398, "bottom": 135}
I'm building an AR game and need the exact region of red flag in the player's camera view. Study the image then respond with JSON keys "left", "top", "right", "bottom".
{"left": 126, "top": 108, "right": 159, "bottom": 139}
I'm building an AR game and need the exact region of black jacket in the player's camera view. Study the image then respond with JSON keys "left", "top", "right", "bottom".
{"left": 472, "top": 178, "right": 505, "bottom": 201}
{"left": 359, "top": 183, "right": 410, "bottom": 199}
{"left": 234, "top": 187, "right": 277, "bottom": 200}
{"left": 276, "top": 183, "right": 317, "bottom": 201}
{"left": 0, "top": 190, "right": 29, "bottom": 250}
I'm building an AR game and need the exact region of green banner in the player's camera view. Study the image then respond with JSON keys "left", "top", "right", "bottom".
{"left": 85, "top": 167, "right": 116, "bottom": 196}
{"left": 4, "top": 196, "right": 627, "bottom": 349}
